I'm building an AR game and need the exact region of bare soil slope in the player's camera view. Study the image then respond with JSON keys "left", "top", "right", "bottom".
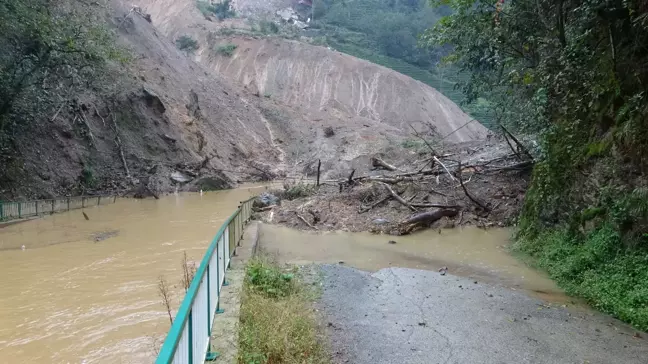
{"left": 137, "top": 0, "right": 487, "bottom": 143}
{"left": 207, "top": 37, "right": 486, "bottom": 143}
{"left": 3, "top": 3, "right": 284, "bottom": 199}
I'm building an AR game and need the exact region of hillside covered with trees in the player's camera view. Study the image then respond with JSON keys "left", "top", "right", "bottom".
{"left": 423, "top": 0, "right": 648, "bottom": 329}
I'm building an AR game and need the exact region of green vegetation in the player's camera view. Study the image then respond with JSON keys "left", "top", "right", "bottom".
{"left": 259, "top": 20, "right": 280, "bottom": 34}
{"left": 176, "top": 35, "right": 199, "bottom": 53}
{"left": 282, "top": 182, "right": 316, "bottom": 201}
{"left": 79, "top": 165, "right": 97, "bottom": 188}
{"left": 196, "top": 0, "right": 235, "bottom": 20}
{"left": 238, "top": 258, "right": 329, "bottom": 364}
{"left": 427, "top": 0, "right": 648, "bottom": 329}
{"left": 0, "top": 0, "right": 125, "bottom": 187}
{"left": 215, "top": 43, "right": 237, "bottom": 57}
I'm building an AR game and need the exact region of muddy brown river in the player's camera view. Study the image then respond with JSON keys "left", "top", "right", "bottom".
{"left": 0, "top": 187, "right": 263, "bottom": 364}
{"left": 0, "top": 188, "right": 572, "bottom": 363}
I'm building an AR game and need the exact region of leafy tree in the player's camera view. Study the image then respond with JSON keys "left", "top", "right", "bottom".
{"left": 0, "top": 0, "right": 122, "bottom": 131}
{"left": 423, "top": 0, "right": 648, "bottom": 329}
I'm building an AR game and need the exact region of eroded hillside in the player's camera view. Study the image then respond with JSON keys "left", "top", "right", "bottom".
{"left": 137, "top": 0, "right": 487, "bottom": 143}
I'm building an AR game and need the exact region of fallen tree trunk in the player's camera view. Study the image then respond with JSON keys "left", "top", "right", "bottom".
{"left": 410, "top": 203, "right": 460, "bottom": 209}
{"left": 400, "top": 209, "right": 458, "bottom": 226}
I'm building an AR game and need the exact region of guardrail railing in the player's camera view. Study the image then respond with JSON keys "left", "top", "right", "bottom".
{"left": 156, "top": 196, "right": 256, "bottom": 364}
{"left": 0, "top": 195, "right": 118, "bottom": 222}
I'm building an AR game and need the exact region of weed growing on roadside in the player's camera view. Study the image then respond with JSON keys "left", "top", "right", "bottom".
{"left": 237, "top": 257, "right": 329, "bottom": 364}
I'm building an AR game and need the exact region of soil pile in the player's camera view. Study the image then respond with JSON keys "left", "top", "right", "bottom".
{"left": 262, "top": 137, "right": 532, "bottom": 233}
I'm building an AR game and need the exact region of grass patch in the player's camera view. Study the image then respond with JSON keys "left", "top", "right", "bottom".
{"left": 238, "top": 257, "right": 329, "bottom": 364}
{"left": 514, "top": 225, "right": 648, "bottom": 331}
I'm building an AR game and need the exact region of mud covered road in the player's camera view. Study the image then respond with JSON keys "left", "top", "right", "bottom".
{"left": 318, "top": 265, "right": 648, "bottom": 364}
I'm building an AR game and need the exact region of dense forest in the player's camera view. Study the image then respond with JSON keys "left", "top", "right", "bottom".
{"left": 423, "top": 0, "right": 648, "bottom": 329}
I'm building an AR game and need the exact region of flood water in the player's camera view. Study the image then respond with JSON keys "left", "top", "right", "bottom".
{"left": 259, "top": 224, "right": 570, "bottom": 304}
{"left": 0, "top": 187, "right": 263, "bottom": 364}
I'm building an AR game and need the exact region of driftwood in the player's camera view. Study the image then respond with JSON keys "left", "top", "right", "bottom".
{"left": 410, "top": 203, "right": 460, "bottom": 209}
{"left": 396, "top": 208, "right": 459, "bottom": 235}
{"left": 400, "top": 209, "right": 458, "bottom": 226}
{"left": 371, "top": 157, "right": 398, "bottom": 171}
{"left": 359, "top": 195, "right": 391, "bottom": 213}
{"left": 296, "top": 213, "right": 318, "bottom": 230}
{"left": 434, "top": 156, "right": 456, "bottom": 181}
{"left": 457, "top": 161, "right": 490, "bottom": 212}
{"left": 380, "top": 182, "right": 416, "bottom": 212}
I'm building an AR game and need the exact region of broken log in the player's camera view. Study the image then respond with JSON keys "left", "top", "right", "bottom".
{"left": 359, "top": 195, "right": 391, "bottom": 213}
{"left": 296, "top": 212, "right": 318, "bottom": 230}
{"left": 457, "top": 161, "right": 490, "bottom": 212}
{"left": 380, "top": 182, "right": 416, "bottom": 212}
{"left": 371, "top": 157, "right": 398, "bottom": 171}
{"left": 410, "top": 203, "right": 461, "bottom": 209}
{"left": 399, "top": 209, "right": 458, "bottom": 226}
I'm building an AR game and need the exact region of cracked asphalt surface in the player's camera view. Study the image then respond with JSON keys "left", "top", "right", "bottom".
{"left": 318, "top": 265, "right": 648, "bottom": 364}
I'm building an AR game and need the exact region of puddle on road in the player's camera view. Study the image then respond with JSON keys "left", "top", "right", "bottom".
{"left": 259, "top": 224, "right": 571, "bottom": 304}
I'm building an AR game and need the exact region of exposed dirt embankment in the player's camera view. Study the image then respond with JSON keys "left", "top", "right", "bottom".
{"left": 130, "top": 0, "right": 489, "bottom": 181}
{"left": 205, "top": 37, "right": 486, "bottom": 143}
{"left": 3, "top": 2, "right": 285, "bottom": 199}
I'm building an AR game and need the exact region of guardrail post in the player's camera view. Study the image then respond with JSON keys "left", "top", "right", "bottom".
{"left": 188, "top": 310, "right": 193, "bottom": 363}
{"left": 205, "top": 264, "right": 220, "bottom": 361}
{"left": 35, "top": 201, "right": 39, "bottom": 216}
{"left": 0, "top": 201, "right": 3, "bottom": 220}
{"left": 98, "top": 196, "right": 101, "bottom": 206}
{"left": 51, "top": 200, "right": 55, "bottom": 214}
{"left": 18, "top": 202, "right": 22, "bottom": 218}
{"left": 216, "top": 248, "right": 225, "bottom": 314}
{"left": 82, "top": 197, "right": 85, "bottom": 208}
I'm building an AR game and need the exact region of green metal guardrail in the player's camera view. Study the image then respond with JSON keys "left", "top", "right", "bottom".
{"left": 156, "top": 196, "right": 256, "bottom": 364}
{"left": 0, "top": 195, "right": 118, "bottom": 222}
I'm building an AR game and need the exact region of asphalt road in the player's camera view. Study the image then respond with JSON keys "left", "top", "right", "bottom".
{"left": 318, "top": 264, "right": 648, "bottom": 364}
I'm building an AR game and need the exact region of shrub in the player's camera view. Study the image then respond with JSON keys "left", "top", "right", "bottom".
{"left": 238, "top": 258, "right": 329, "bottom": 364}
{"left": 323, "top": 126, "right": 334, "bottom": 137}
{"left": 197, "top": 0, "right": 235, "bottom": 20}
{"left": 259, "top": 20, "right": 279, "bottom": 34}
{"left": 176, "top": 35, "right": 199, "bottom": 53}
{"left": 216, "top": 43, "right": 237, "bottom": 57}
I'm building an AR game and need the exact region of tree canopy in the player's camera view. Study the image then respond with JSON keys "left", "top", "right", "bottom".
{"left": 423, "top": 0, "right": 648, "bottom": 330}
